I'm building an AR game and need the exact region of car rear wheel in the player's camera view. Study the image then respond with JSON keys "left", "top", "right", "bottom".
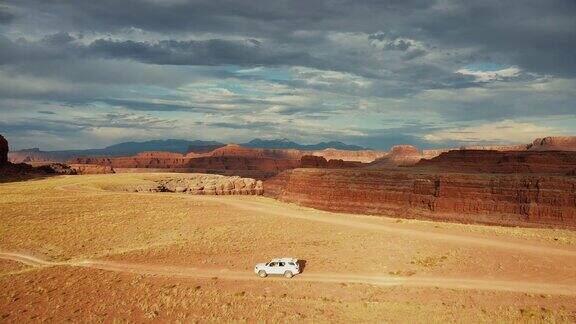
{"left": 258, "top": 270, "right": 267, "bottom": 278}
{"left": 284, "top": 271, "right": 293, "bottom": 278}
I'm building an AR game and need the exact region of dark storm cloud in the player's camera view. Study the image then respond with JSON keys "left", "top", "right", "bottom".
{"left": 413, "top": 1, "right": 576, "bottom": 77}
{"left": 87, "top": 38, "right": 318, "bottom": 67}
{"left": 0, "top": 34, "right": 319, "bottom": 71}
{"left": 0, "top": 9, "right": 16, "bottom": 24}
{"left": 5, "top": 0, "right": 575, "bottom": 77}
{"left": 1, "top": 0, "right": 575, "bottom": 149}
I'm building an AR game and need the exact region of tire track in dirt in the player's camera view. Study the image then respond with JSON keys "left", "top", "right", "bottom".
{"left": 1, "top": 251, "right": 575, "bottom": 296}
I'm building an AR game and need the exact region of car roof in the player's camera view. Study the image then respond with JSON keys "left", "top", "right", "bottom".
{"left": 270, "top": 257, "right": 298, "bottom": 262}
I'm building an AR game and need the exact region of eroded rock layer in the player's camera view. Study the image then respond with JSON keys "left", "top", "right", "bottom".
{"left": 69, "top": 164, "right": 115, "bottom": 175}
{"left": 311, "top": 149, "right": 387, "bottom": 163}
{"left": 300, "top": 155, "right": 365, "bottom": 168}
{"left": 417, "top": 150, "right": 576, "bottom": 174}
{"left": 265, "top": 169, "right": 576, "bottom": 228}
{"left": 120, "top": 174, "right": 263, "bottom": 195}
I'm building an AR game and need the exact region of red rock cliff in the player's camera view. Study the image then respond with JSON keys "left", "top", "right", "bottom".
{"left": 310, "top": 149, "right": 386, "bottom": 163}
{"left": 300, "top": 155, "right": 364, "bottom": 168}
{"left": 0, "top": 135, "right": 8, "bottom": 165}
{"left": 265, "top": 168, "right": 576, "bottom": 229}
{"left": 417, "top": 150, "right": 576, "bottom": 174}
{"left": 528, "top": 136, "right": 576, "bottom": 151}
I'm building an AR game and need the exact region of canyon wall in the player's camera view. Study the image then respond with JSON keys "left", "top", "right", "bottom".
{"left": 71, "top": 152, "right": 189, "bottom": 169}
{"left": 417, "top": 150, "right": 576, "bottom": 174}
{"left": 422, "top": 144, "right": 528, "bottom": 160}
{"left": 421, "top": 136, "right": 576, "bottom": 160}
{"left": 300, "top": 155, "right": 365, "bottom": 168}
{"left": 310, "top": 149, "right": 387, "bottom": 163}
{"left": 265, "top": 168, "right": 576, "bottom": 228}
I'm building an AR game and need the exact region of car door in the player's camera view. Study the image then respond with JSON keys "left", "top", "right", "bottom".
{"left": 275, "top": 262, "right": 286, "bottom": 274}
{"left": 267, "top": 262, "right": 280, "bottom": 274}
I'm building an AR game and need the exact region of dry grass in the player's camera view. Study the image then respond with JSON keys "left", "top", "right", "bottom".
{"left": 1, "top": 266, "right": 575, "bottom": 323}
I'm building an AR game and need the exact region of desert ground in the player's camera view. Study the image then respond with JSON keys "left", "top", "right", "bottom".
{"left": 1, "top": 173, "right": 576, "bottom": 322}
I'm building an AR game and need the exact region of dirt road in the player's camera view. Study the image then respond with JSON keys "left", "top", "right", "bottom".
{"left": 2, "top": 251, "right": 575, "bottom": 296}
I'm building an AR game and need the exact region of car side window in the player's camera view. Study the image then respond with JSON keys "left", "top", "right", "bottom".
{"left": 279, "top": 262, "right": 285, "bottom": 267}
{"left": 288, "top": 262, "right": 295, "bottom": 266}
{"left": 269, "top": 262, "right": 276, "bottom": 267}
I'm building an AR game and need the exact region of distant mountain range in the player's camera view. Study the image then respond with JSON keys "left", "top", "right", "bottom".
{"left": 242, "top": 138, "right": 366, "bottom": 151}
{"left": 8, "top": 138, "right": 369, "bottom": 163}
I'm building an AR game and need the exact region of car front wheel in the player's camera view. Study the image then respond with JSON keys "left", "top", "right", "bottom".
{"left": 284, "top": 271, "right": 293, "bottom": 278}
{"left": 258, "top": 270, "right": 267, "bottom": 278}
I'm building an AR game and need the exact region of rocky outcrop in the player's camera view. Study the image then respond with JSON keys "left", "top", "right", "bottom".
{"left": 188, "top": 156, "right": 299, "bottom": 172}
{"left": 300, "top": 155, "right": 364, "bottom": 168}
{"left": 265, "top": 168, "right": 576, "bottom": 229}
{"left": 203, "top": 144, "right": 304, "bottom": 160}
{"left": 70, "top": 152, "right": 189, "bottom": 169}
{"left": 34, "top": 163, "right": 77, "bottom": 175}
{"left": 0, "top": 134, "right": 8, "bottom": 165}
{"left": 416, "top": 150, "right": 576, "bottom": 174}
{"left": 422, "top": 145, "right": 528, "bottom": 160}
{"left": 368, "top": 145, "right": 422, "bottom": 167}
{"left": 123, "top": 174, "right": 263, "bottom": 195}
{"left": 310, "top": 149, "right": 386, "bottom": 163}
{"left": 1, "top": 161, "right": 77, "bottom": 181}
{"left": 70, "top": 157, "right": 114, "bottom": 166}
{"left": 528, "top": 136, "right": 576, "bottom": 151}
{"left": 69, "top": 164, "right": 115, "bottom": 174}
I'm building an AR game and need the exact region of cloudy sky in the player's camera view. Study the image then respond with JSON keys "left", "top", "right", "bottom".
{"left": 0, "top": 0, "right": 575, "bottom": 150}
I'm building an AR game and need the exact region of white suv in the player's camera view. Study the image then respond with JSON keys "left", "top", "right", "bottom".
{"left": 254, "top": 258, "right": 300, "bottom": 278}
